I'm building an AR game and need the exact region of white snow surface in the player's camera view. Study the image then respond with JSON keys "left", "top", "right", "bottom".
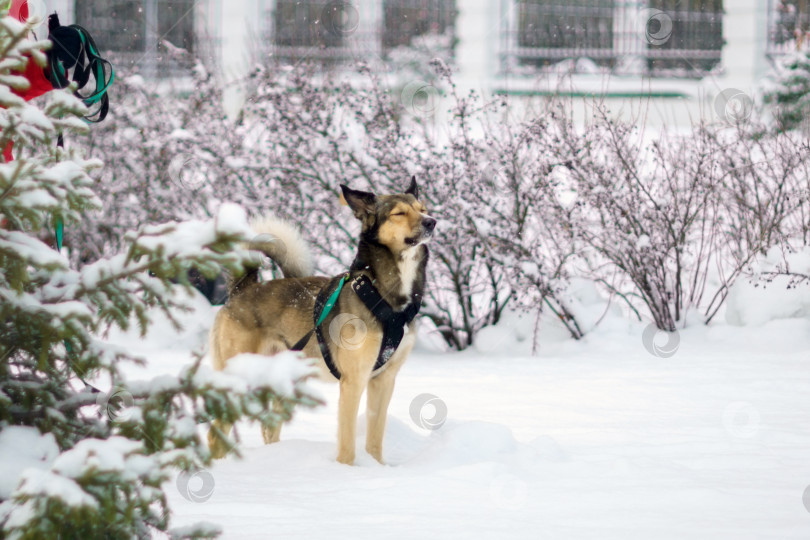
{"left": 726, "top": 246, "right": 810, "bottom": 326}
{"left": 222, "top": 353, "right": 320, "bottom": 399}
{"left": 94, "top": 289, "right": 810, "bottom": 537}
{"left": 135, "top": 203, "right": 253, "bottom": 258}
{"left": 12, "top": 469, "right": 97, "bottom": 510}
{"left": 0, "top": 427, "right": 59, "bottom": 500}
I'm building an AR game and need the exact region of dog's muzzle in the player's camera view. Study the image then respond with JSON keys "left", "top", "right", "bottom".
{"left": 422, "top": 217, "right": 437, "bottom": 238}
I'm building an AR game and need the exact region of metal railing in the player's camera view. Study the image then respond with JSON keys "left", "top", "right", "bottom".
{"left": 74, "top": 0, "right": 197, "bottom": 79}
{"left": 104, "top": 51, "right": 196, "bottom": 80}
{"left": 500, "top": 0, "right": 724, "bottom": 79}
{"left": 382, "top": 0, "right": 456, "bottom": 50}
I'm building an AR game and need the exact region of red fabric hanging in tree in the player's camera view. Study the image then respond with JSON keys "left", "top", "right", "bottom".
{"left": 3, "top": 0, "right": 55, "bottom": 162}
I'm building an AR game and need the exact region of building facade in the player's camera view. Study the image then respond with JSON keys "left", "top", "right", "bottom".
{"left": 49, "top": 1, "right": 805, "bottom": 126}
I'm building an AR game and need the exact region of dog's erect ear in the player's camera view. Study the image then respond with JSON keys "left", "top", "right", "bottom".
{"left": 405, "top": 176, "right": 419, "bottom": 199}
{"left": 340, "top": 184, "right": 377, "bottom": 219}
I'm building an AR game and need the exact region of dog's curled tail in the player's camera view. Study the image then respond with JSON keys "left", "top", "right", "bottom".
{"left": 246, "top": 214, "right": 314, "bottom": 279}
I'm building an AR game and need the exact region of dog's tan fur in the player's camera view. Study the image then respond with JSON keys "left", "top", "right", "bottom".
{"left": 207, "top": 179, "right": 434, "bottom": 465}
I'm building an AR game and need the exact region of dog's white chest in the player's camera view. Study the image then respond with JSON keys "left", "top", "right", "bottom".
{"left": 398, "top": 248, "right": 421, "bottom": 298}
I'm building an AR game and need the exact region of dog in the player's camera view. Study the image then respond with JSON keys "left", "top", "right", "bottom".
{"left": 207, "top": 178, "right": 435, "bottom": 465}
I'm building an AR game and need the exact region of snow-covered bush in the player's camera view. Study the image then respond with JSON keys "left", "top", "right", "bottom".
{"left": 725, "top": 245, "right": 810, "bottom": 326}
{"left": 472, "top": 108, "right": 585, "bottom": 340}
{"left": 701, "top": 125, "right": 810, "bottom": 321}
{"left": 226, "top": 65, "right": 810, "bottom": 339}
{"left": 542, "top": 112, "right": 810, "bottom": 331}
{"left": 548, "top": 109, "right": 728, "bottom": 331}
{"left": 71, "top": 63, "right": 232, "bottom": 266}
{"left": 0, "top": 16, "right": 319, "bottom": 538}
{"left": 68, "top": 49, "right": 810, "bottom": 344}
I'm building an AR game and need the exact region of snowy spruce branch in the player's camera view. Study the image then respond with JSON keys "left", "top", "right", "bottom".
{"left": 2, "top": 351, "right": 322, "bottom": 539}
{"left": 0, "top": 14, "right": 322, "bottom": 539}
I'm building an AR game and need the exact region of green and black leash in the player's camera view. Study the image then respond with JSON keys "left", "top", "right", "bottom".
{"left": 43, "top": 13, "right": 114, "bottom": 395}
{"left": 45, "top": 12, "right": 115, "bottom": 252}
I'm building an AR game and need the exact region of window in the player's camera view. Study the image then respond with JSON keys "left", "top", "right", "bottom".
{"left": 516, "top": 0, "right": 615, "bottom": 69}
{"left": 647, "top": 0, "right": 723, "bottom": 75}
{"left": 75, "top": 1, "right": 146, "bottom": 52}
{"left": 382, "top": 0, "right": 456, "bottom": 51}
{"left": 273, "top": 0, "right": 343, "bottom": 50}
{"left": 267, "top": 0, "right": 455, "bottom": 65}
{"left": 270, "top": 0, "right": 353, "bottom": 64}
{"left": 505, "top": 0, "right": 723, "bottom": 78}
{"left": 74, "top": 0, "right": 196, "bottom": 78}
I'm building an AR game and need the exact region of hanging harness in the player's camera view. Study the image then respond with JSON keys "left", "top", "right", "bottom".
{"left": 46, "top": 13, "right": 114, "bottom": 252}
{"left": 290, "top": 273, "right": 421, "bottom": 380}
{"left": 47, "top": 14, "right": 114, "bottom": 251}
{"left": 45, "top": 13, "right": 114, "bottom": 123}
{"left": 2, "top": 12, "right": 114, "bottom": 159}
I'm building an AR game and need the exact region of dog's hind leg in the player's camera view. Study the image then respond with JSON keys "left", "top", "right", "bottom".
{"left": 207, "top": 313, "right": 259, "bottom": 459}
{"left": 261, "top": 401, "right": 285, "bottom": 443}
{"left": 257, "top": 335, "right": 288, "bottom": 445}
{"left": 261, "top": 423, "right": 281, "bottom": 444}
{"left": 208, "top": 420, "right": 234, "bottom": 459}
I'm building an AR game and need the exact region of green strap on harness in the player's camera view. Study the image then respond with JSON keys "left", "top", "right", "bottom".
{"left": 316, "top": 275, "right": 346, "bottom": 327}
{"left": 289, "top": 273, "right": 348, "bottom": 353}
{"left": 76, "top": 28, "right": 114, "bottom": 106}
{"left": 55, "top": 217, "right": 63, "bottom": 252}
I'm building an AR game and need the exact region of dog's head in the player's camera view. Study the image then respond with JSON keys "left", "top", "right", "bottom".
{"left": 340, "top": 177, "right": 436, "bottom": 254}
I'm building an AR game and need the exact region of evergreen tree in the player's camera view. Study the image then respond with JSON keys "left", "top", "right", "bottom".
{"left": 762, "top": 50, "right": 810, "bottom": 132}
{"left": 0, "top": 14, "right": 320, "bottom": 538}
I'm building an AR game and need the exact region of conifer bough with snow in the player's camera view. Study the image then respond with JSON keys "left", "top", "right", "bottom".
{"left": 0, "top": 14, "right": 321, "bottom": 538}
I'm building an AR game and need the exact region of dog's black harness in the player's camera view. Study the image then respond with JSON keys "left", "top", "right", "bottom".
{"left": 290, "top": 274, "right": 421, "bottom": 380}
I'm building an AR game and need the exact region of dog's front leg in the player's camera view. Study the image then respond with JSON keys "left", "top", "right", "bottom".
{"left": 365, "top": 362, "right": 406, "bottom": 464}
{"left": 336, "top": 376, "right": 365, "bottom": 464}
{"left": 261, "top": 400, "right": 285, "bottom": 444}
{"left": 333, "top": 329, "right": 381, "bottom": 465}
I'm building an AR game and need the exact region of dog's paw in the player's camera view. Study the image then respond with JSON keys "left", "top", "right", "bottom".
{"left": 365, "top": 445, "right": 384, "bottom": 465}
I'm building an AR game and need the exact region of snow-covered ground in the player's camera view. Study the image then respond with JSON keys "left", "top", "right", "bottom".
{"left": 108, "top": 291, "right": 810, "bottom": 539}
